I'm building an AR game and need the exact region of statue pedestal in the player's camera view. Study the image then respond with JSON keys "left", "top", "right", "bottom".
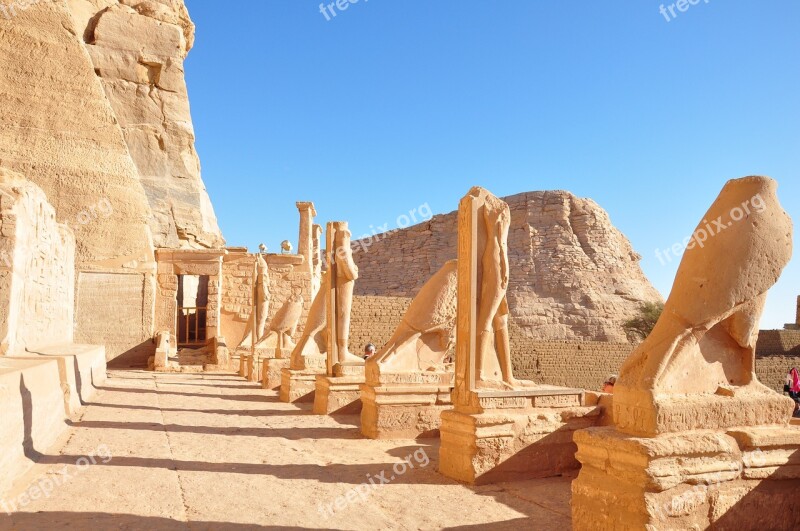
{"left": 279, "top": 355, "right": 327, "bottom": 403}
{"left": 313, "top": 363, "right": 365, "bottom": 415}
{"left": 236, "top": 348, "right": 250, "bottom": 378}
{"left": 572, "top": 425, "right": 800, "bottom": 530}
{"left": 263, "top": 358, "right": 290, "bottom": 390}
{"left": 360, "top": 371, "right": 454, "bottom": 440}
{"left": 439, "top": 386, "right": 600, "bottom": 485}
{"left": 246, "top": 347, "right": 291, "bottom": 383}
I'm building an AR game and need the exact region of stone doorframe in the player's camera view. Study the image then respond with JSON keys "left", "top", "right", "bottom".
{"left": 155, "top": 249, "right": 225, "bottom": 342}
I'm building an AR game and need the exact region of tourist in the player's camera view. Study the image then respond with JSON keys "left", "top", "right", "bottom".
{"left": 602, "top": 375, "right": 617, "bottom": 394}
{"left": 786, "top": 367, "right": 800, "bottom": 399}
{"left": 363, "top": 343, "right": 376, "bottom": 360}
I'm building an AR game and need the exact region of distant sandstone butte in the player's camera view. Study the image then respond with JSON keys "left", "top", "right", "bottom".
{"left": 68, "top": 0, "right": 223, "bottom": 249}
{"left": 353, "top": 190, "right": 662, "bottom": 343}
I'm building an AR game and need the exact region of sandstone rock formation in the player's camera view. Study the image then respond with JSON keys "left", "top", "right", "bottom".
{"left": 0, "top": 1, "right": 156, "bottom": 269}
{"left": 353, "top": 190, "right": 662, "bottom": 343}
{"left": 68, "top": 0, "right": 223, "bottom": 249}
{"left": 0, "top": 1, "right": 223, "bottom": 361}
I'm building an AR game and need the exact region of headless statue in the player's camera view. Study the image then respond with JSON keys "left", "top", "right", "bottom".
{"left": 237, "top": 253, "right": 271, "bottom": 349}
{"left": 370, "top": 259, "right": 458, "bottom": 373}
{"left": 615, "top": 176, "right": 793, "bottom": 435}
{"left": 472, "top": 189, "right": 533, "bottom": 389}
{"left": 289, "top": 285, "right": 327, "bottom": 371}
{"left": 330, "top": 223, "right": 363, "bottom": 365}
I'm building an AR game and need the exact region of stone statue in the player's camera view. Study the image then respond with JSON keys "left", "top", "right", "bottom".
{"left": 369, "top": 259, "right": 458, "bottom": 374}
{"left": 328, "top": 222, "right": 363, "bottom": 366}
{"left": 255, "top": 253, "right": 271, "bottom": 341}
{"left": 289, "top": 281, "right": 327, "bottom": 370}
{"left": 615, "top": 176, "right": 794, "bottom": 436}
{"left": 255, "top": 293, "right": 304, "bottom": 352}
{"left": 311, "top": 224, "right": 323, "bottom": 299}
{"left": 470, "top": 188, "right": 533, "bottom": 389}
{"left": 236, "top": 252, "right": 271, "bottom": 350}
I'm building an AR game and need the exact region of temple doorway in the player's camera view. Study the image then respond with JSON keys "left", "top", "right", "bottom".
{"left": 177, "top": 274, "right": 209, "bottom": 347}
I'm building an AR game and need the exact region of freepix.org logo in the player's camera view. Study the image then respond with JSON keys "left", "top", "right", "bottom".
{"left": 0, "top": 0, "right": 50, "bottom": 20}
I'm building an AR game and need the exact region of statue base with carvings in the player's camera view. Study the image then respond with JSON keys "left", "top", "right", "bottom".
{"left": 360, "top": 370, "right": 454, "bottom": 440}
{"left": 279, "top": 354, "right": 327, "bottom": 403}
{"left": 313, "top": 363, "right": 366, "bottom": 415}
{"left": 439, "top": 385, "right": 601, "bottom": 485}
{"left": 572, "top": 388, "right": 799, "bottom": 530}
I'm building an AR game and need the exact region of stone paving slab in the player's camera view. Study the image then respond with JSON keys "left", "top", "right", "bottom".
{"left": 1, "top": 370, "right": 573, "bottom": 530}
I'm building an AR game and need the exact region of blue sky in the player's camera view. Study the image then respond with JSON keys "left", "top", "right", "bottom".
{"left": 185, "top": 1, "right": 799, "bottom": 329}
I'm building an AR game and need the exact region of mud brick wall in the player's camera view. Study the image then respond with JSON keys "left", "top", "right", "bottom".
{"left": 755, "top": 329, "right": 800, "bottom": 392}
{"left": 0, "top": 176, "right": 75, "bottom": 355}
{"left": 348, "top": 295, "right": 412, "bottom": 354}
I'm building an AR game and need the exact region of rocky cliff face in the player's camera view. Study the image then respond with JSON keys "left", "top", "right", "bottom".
{"left": 0, "top": 0, "right": 156, "bottom": 268}
{"left": 0, "top": 0, "right": 222, "bottom": 360}
{"left": 68, "top": 0, "right": 223, "bottom": 249}
{"left": 353, "top": 190, "right": 663, "bottom": 343}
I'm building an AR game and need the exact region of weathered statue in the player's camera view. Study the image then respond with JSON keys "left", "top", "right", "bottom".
{"left": 255, "top": 293, "right": 304, "bottom": 352}
{"left": 311, "top": 224, "right": 323, "bottom": 299}
{"left": 237, "top": 253, "right": 271, "bottom": 349}
{"left": 615, "top": 176, "right": 794, "bottom": 436}
{"left": 471, "top": 188, "right": 532, "bottom": 389}
{"left": 328, "top": 222, "right": 363, "bottom": 366}
{"left": 255, "top": 253, "right": 271, "bottom": 340}
{"left": 369, "top": 260, "right": 458, "bottom": 374}
{"left": 289, "top": 280, "right": 327, "bottom": 370}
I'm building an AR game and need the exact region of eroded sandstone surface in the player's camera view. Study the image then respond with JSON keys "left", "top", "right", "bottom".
{"left": 68, "top": 0, "right": 223, "bottom": 249}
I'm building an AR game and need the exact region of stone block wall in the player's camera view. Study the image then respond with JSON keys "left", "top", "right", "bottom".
{"left": 0, "top": 172, "right": 75, "bottom": 355}
{"left": 754, "top": 329, "right": 800, "bottom": 392}
{"left": 220, "top": 251, "right": 255, "bottom": 347}
{"left": 510, "top": 332, "right": 633, "bottom": 392}
{"left": 348, "top": 295, "right": 412, "bottom": 355}
{"left": 508, "top": 328, "right": 800, "bottom": 394}
{"left": 76, "top": 271, "right": 153, "bottom": 366}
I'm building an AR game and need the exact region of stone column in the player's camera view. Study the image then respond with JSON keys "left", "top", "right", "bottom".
{"left": 796, "top": 295, "right": 800, "bottom": 327}
{"left": 296, "top": 202, "right": 317, "bottom": 274}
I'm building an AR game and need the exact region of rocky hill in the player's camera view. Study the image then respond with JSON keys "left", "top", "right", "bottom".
{"left": 352, "top": 190, "right": 662, "bottom": 343}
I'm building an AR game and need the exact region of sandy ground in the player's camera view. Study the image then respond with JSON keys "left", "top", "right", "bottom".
{"left": 1, "top": 371, "right": 573, "bottom": 530}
